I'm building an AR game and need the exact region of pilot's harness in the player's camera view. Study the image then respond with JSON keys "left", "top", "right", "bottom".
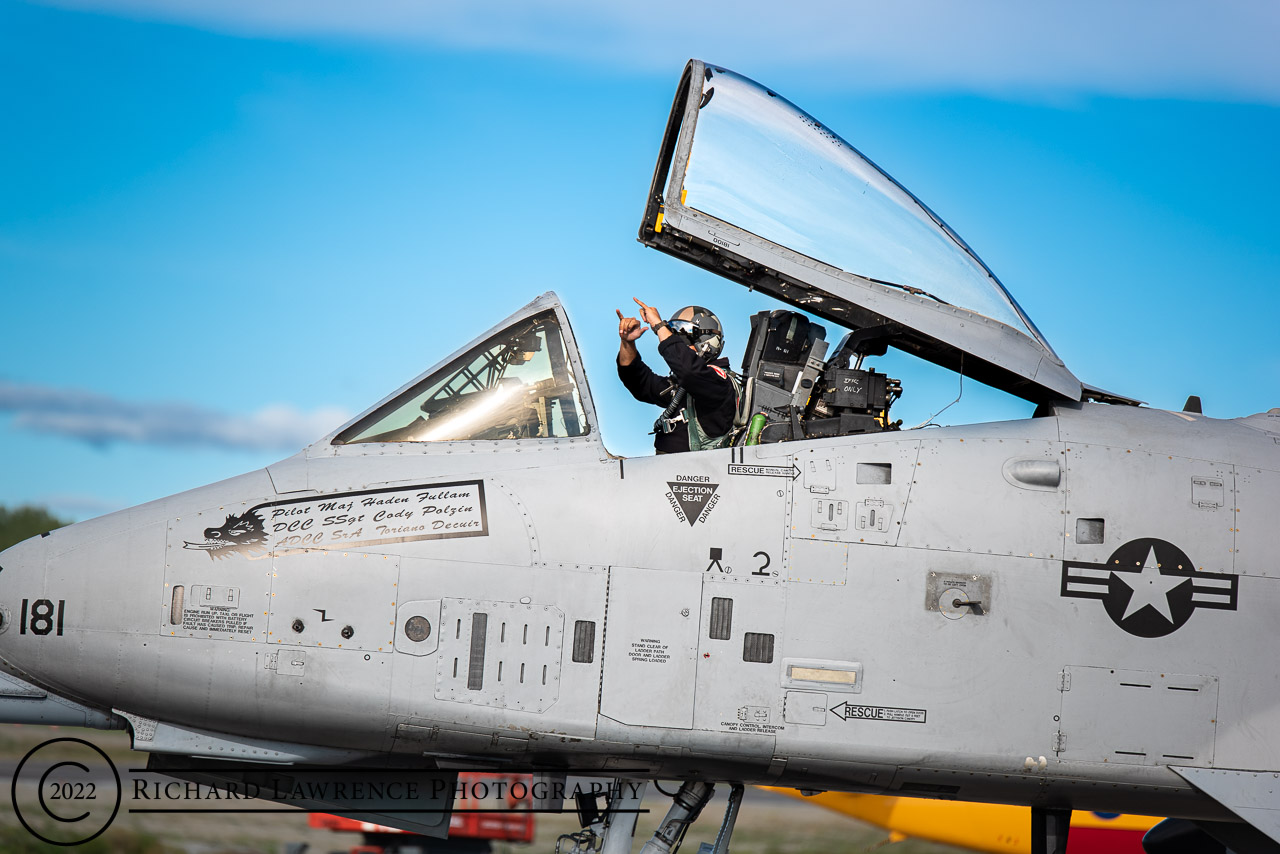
{"left": 652, "top": 366, "right": 742, "bottom": 451}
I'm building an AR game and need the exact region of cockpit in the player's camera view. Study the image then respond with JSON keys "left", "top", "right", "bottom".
{"left": 334, "top": 311, "right": 587, "bottom": 445}
{"left": 328, "top": 296, "right": 907, "bottom": 452}
{"left": 326, "top": 59, "right": 1097, "bottom": 455}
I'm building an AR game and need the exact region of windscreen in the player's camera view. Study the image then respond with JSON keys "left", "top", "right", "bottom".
{"left": 335, "top": 311, "right": 586, "bottom": 444}
{"left": 680, "top": 67, "right": 1039, "bottom": 340}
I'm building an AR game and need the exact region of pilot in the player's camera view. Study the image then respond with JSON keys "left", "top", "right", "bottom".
{"left": 617, "top": 298, "right": 737, "bottom": 453}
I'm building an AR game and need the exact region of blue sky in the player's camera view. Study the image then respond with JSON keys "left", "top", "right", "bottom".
{"left": 2, "top": 0, "right": 1278, "bottom": 520}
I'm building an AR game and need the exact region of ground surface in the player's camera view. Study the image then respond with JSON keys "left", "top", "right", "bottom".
{"left": 0, "top": 725, "right": 968, "bottom": 853}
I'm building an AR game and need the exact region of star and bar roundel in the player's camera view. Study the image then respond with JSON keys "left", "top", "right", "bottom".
{"left": 1060, "top": 538, "right": 1238, "bottom": 638}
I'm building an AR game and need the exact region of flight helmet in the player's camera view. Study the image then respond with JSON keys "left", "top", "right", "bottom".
{"left": 667, "top": 306, "right": 724, "bottom": 361}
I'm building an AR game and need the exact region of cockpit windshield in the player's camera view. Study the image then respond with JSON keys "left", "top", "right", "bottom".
{"left": 334, "top": 310, "right": 587, "bottom": 444}
{"left": 682, "top": 67, "right": 1037, "bottom": 339}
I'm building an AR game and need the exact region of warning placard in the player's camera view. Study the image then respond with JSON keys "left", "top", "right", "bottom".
{"left": 665, "top": 477, "right": 720, "bottom": 526}
{"left": 628, "top": 638, "right": 671, "bottom": 664}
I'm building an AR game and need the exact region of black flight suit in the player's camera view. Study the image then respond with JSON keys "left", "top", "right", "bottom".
{"left": 618, "top": 335, "right": 736, "bottom": 454}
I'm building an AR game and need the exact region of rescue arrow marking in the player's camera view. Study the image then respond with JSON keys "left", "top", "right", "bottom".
{"left": 830, "top": 701, "right": 927, "bottom": 724}
{"left": 727, "top": 463, "right": 800, "bottom": 480}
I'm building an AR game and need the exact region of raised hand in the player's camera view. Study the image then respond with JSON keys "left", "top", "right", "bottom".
{"left": 617, "top": 308, "right": 647, "bottom": 342}
{"left": 633, "top": 297, "right": 663, "bottom": 327}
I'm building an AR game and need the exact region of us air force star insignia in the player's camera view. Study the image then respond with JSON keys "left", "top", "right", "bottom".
{"left": 1118, "top": 546, "right": 1183, "bottom": 622}
{"left": 1060, "top": 538, "right": 1238, "bottom": 638}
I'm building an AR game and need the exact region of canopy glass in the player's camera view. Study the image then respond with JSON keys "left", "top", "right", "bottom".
{"left": 682, "top": 67, "right": 1039, "bottom": 340}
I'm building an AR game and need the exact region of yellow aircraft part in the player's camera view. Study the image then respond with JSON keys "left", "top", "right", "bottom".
{"left": 761, "top": 788, "right": 1159, "bottom": 853}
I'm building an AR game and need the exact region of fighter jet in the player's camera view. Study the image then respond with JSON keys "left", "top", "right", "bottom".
{"left": 1, "top": 59, "right": 1277, "bottom": 854}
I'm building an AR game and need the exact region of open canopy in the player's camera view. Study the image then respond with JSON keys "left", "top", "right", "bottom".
{"left": 640, "top": 60, "right": 1082, "bottom": 404}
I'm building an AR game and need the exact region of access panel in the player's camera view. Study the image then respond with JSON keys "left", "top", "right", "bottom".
{"left": 1056, "top": 666, "right": 1218, "bottom": 766}
{"left": 600, "top": 567, "right": 702, "bottom": 729}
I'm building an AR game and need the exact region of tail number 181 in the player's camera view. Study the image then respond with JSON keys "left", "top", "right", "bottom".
{"left": 18, "top": 599, "right": 65, "bottom": 636}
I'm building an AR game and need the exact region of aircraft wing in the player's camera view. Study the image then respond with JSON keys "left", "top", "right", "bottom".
{"left": 1171, "top": 767, "right": 1280, "bottom": 846}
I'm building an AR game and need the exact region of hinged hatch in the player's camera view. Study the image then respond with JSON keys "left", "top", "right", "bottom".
{"left": 640, "top": 60, "right": 1082, "bottom": 404}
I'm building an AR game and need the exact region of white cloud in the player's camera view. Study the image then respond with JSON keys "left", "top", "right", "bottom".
{"left": 37, "top": 0, "right": 1280, "bottom": 103}
{"left": 0, "top": 380, "right": 348, "bottom": 452}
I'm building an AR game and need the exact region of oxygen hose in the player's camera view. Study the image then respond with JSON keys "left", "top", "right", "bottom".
{"left": 652, "top": 386, "right": 687, "bottom": 434}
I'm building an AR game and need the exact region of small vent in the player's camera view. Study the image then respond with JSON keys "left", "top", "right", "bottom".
{"left": 743, "top": 632, "right": 774, "bottom": 663}
{"left": 1075, "top": 518, "right": 1105, "bottom": 545}
{"left": 436, "top": 599, "right": 565, "bottom": 712}
{"left": 709, "top": 598, "right": 733, "bottom": 640}
{"left": 467, "top": 613, "right": 488, "bottom": 690}
{"left": 812, "top": 499, "right": 849, "bottom": 531}
{"left": 898, "top": 782, "right": 960, "bottom": 795}
{"left": 856, "top": 463, "right": 892, "bottom": 485}
{"left": 572, "top": 620, "right": 595, "bottom": 663}
{"left": 169, "top": 585, "right": 184, "bottom": 625}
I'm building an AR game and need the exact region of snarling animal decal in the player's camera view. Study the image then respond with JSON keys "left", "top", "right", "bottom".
{"left": 183, "top": 509, "right": 268, "bottom": 559}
